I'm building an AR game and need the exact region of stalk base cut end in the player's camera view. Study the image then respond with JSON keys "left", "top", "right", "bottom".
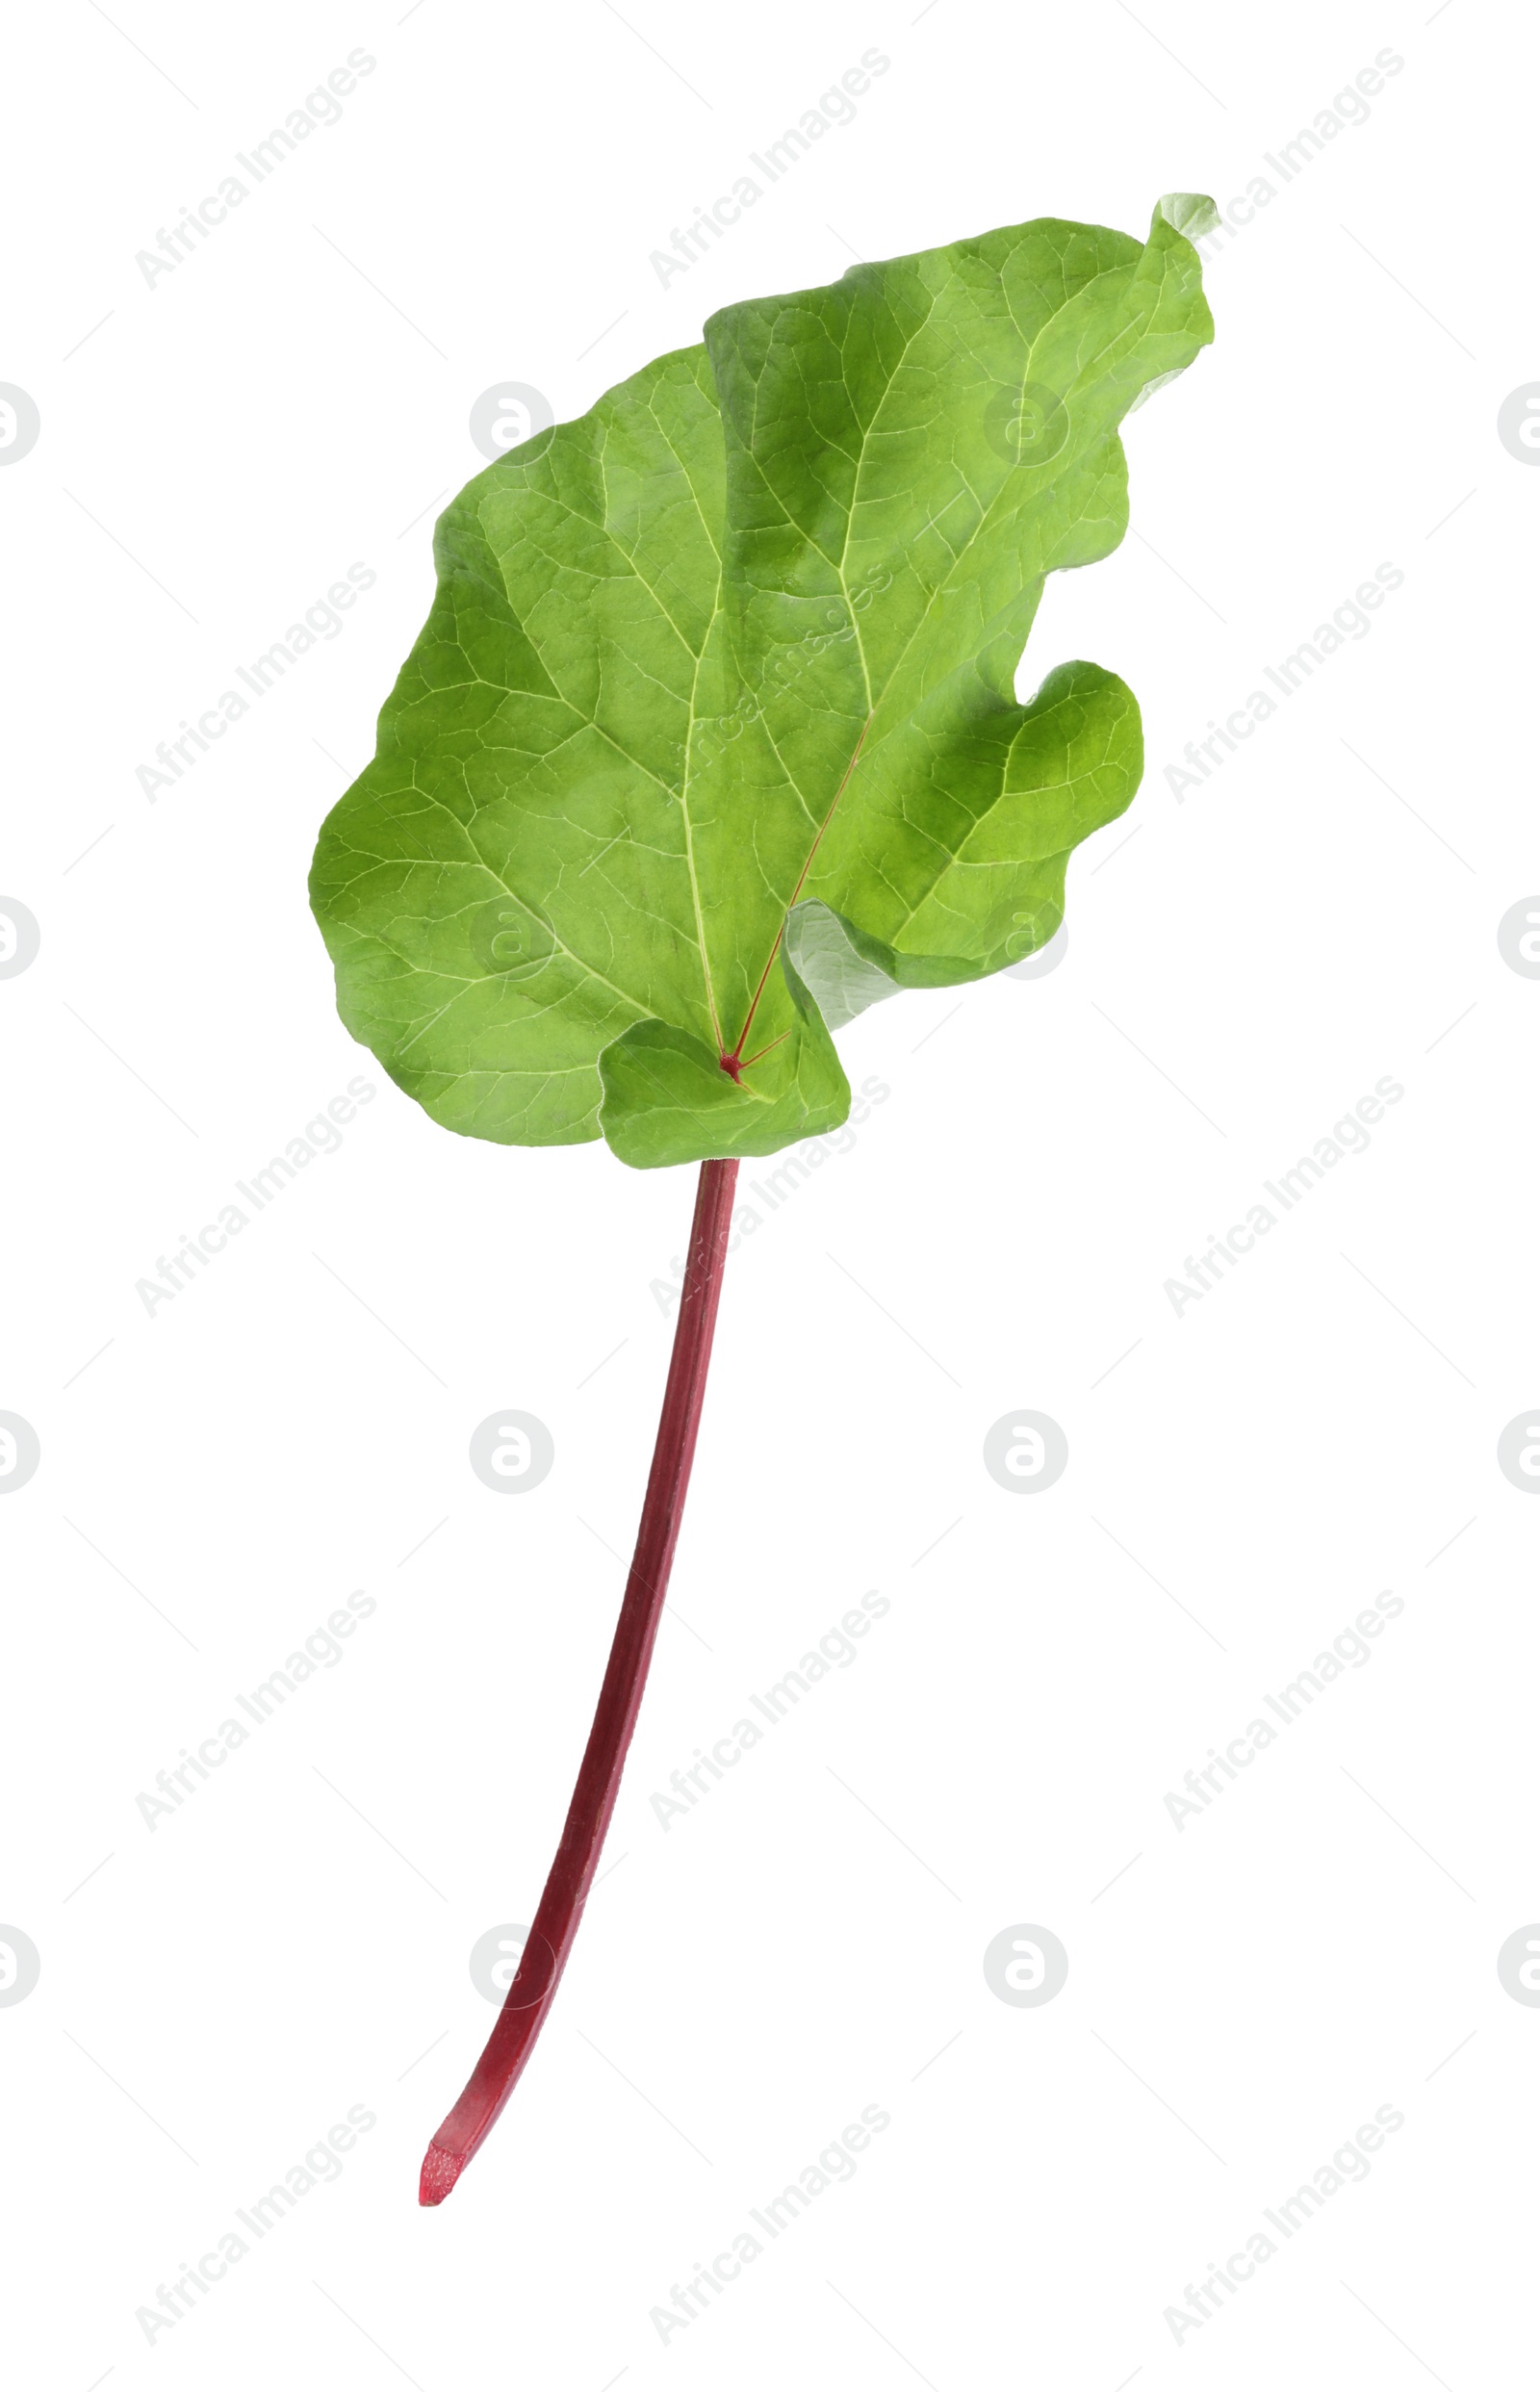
{"left": 419, "top": 2141, "right": 468, "bottom": 2207}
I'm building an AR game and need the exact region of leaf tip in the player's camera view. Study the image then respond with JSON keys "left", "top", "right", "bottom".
{"left": 1154, "top": 192, "right": 1221, "bottom": 244}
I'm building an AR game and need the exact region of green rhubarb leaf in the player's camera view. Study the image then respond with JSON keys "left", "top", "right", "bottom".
{"left": 310, "top": 198, "right": 1214, "bottom": 1169}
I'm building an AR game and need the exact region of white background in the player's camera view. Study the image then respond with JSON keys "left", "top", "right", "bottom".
{"left": 3, "top": 1, "right": 1536, "bottom": 2385}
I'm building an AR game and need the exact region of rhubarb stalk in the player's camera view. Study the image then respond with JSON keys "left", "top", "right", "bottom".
{"left": 420, "top": 1156, "right": 739, "bottom": 2205}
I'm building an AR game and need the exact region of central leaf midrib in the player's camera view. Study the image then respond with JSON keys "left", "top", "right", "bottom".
{"left": 712, "top": 253, "right": 1145, "bottom": 1067}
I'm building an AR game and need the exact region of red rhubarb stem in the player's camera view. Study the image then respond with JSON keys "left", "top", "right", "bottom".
{"left": 420, "top": 1155, "right": 739, "bottom": 2205}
